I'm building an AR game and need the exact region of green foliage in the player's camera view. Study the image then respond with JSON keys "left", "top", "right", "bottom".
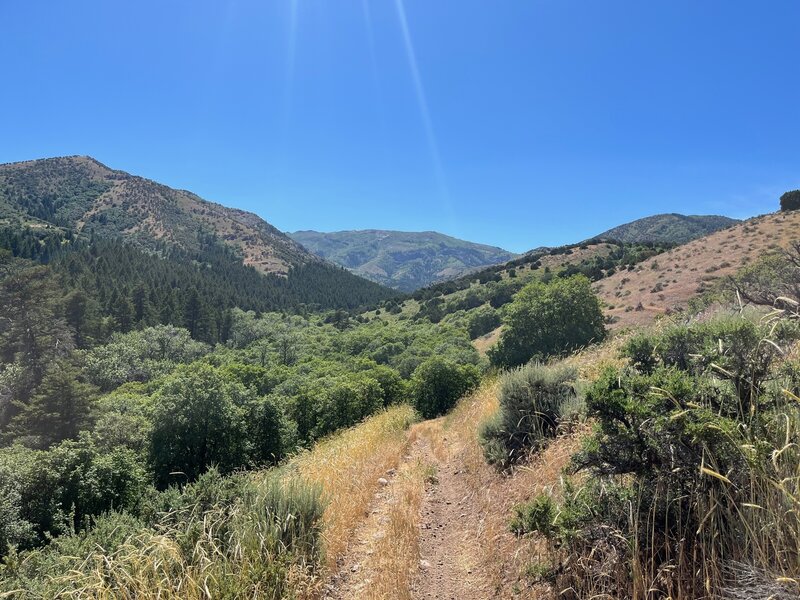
{"left": 780, "top": 189, "right": 800, "bottom": 211}
{"left": 489, "top": 276, "right": 606, "bottom": 368}
{"left": 510, "top": 493, "right": 556, "bottom": 537}
{"left": 467, "top": 306, "right": 501, "bottom": 339}
{"left": 0, "top": 469, "right": 325, "bottom": 598}
{"left": 149, "top": 364, "right": 251, "bottom": 487}
{"left": 84, "top": 325, "right": 210, "bottom": 391}
{"left": 480, "top": 364, "right": 577, "bottom": 468}
{"left": 0, "top": 436, "right": 148, "bottom": 551}
{"left": 594, "top": 213, "right": 738, "bottom": 245}
{"left": 312, "top": 374, "right": 384, "bottom": 438}
{"left": 5, "top": 361, "right": 98, "bottom": 449}
{"left": 411, "top": 358, "right": 481, "bottom": 418}
{"left": 553, "top": 314, "right": 800, "bottom": 597}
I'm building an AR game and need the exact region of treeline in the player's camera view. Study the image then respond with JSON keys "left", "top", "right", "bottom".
{"left": 0, "top": 226, "right": 400, "bottom": 345}
{"left": 409, "top": 240, "right": 671, "bottom": 303}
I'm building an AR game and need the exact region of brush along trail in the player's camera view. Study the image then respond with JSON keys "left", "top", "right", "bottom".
{"left": 324, "top": 384, "right": 583, "bottom": 600}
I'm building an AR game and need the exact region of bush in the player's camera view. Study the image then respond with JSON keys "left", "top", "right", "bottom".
{"left": 480, "top": 363, "right": 577, "bottom": 467}
{"left": 467, "top": 306, "right": 501, "bottom": 339}
{"left": 780, "top": 189, "right": 800, "bottom": 211}
{"left": 560, "top": 314, "right": 800, "bottom": 597}
{"left": 489, "top": 276, "right": 606, "bottom": 368}
{"left": 0, "top": 436, "right": 148, "bottom": 552}
{"left": 411, "top": 358, "right": 481, "bottom": 418}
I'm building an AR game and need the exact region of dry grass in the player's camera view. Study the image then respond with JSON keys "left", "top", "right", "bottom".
{"left": 34, "top": 474, "right": 325, "bottom": 600}
{"left": 439, "top": 380, "right": 587, "bottom": 596}
{"left": 358, "top": 459, "right": 429, "bottom": 600}
{"left": 598, "top": 210, "right": 800, "bottom": 328}
{"left": 290, "top": 405, "right": 418, "bottom": 570}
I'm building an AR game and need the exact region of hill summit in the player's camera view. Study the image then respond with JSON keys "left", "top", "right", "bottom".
{"left": 593, "top": 213, "right": 739, "bottom": 245}
{"left": 0, "top": 155, "right": 312, "bottom": 275}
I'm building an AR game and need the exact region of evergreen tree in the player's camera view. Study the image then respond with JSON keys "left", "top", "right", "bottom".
{"left": 6, "top": 361, "right": 98, "bottom": 448}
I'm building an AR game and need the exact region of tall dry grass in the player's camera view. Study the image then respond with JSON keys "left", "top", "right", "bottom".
{"left": 4, "top": 406, "right": 418, "bottom": 600}
{"left": 20, "top": 474, "right": 325, "bottom": 600}
{"left": 289, "top": 404, "right": 418, "bottom": 570}
{"left": 359, "top": 459, "right": 429, "bottom": 600}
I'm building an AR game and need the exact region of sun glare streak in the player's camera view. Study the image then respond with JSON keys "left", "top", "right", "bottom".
{"left": 394, "top": 0, "right": 452, "bottom": 213}
{"left": 283, "top": 0, "right": 299, "bottom": 130}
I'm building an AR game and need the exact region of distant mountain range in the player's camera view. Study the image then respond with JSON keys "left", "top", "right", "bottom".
{"left": 289, "top": 230, "right": 518, "bottom": 291}
{"left": 592, "top": 213, "right": 739, "bottom": 245}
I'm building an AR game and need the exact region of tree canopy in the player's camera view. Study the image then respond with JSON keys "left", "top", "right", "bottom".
{"left": 489, "top": 275, "right": 606, "bottom": 368}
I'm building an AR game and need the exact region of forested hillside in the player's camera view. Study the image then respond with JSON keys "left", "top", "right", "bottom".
{"left": 289, "top": 229, "right": 517, "bottom": 291}
{"left": 0, "top": 156, "right": 316, "bottom": 275}
{"left": 593, "top": 213, "right": 738, "bottom": 245}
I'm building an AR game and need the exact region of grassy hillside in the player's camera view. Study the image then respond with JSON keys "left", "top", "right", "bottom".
{"left": 361, "top": 211, "right": 800, "bottom": 343}
{"left": 289, "top": 229, "right": 517, "bottom": 291}
{"left": 596, "top": 210, "right": 800, "bottom": 327}
{"left": 593, "top": 213, "right": 738, "bottom": 245}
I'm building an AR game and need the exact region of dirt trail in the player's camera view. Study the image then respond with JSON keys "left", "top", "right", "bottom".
{"left": 326, "top": 416, "right": 496, "bottom": 600}
{"left": 410, "top": 428, "right": 490, "bottom": 600}
{"left": 326, "top": 386, "right": 583, "bottom": 600}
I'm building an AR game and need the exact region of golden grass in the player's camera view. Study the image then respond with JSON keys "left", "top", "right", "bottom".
{"left": 358, "top": 459, "right": 428, "bottom": 600}
{"left": 290, "top": 405, "right": 418, "bottom": 570}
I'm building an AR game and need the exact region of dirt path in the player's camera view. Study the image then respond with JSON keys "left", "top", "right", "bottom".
{"left": 325, "top": 385, "right": 584, "bottom": 600}
{"left": 410, "top": 429, "right": 489, "bottom": 600}
{"left": 325, "top": 417, "right": 495, "bottom": 600}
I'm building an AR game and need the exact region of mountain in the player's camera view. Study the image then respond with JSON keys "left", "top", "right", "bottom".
{"left": 593, "top": 213, "right": 739, "bottom": 245}
{"left": 0, "top": 155, "right": 317, "bottom": 275}
{"left": 0, "top": 156, "right": 398, "bottom": 329}
{"left": 289, "top": 229, "right": 518, "bottom": 291}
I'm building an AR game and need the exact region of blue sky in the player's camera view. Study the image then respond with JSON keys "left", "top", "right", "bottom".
{"left": 1, "top": 1, "right": 799, "bottom": 252}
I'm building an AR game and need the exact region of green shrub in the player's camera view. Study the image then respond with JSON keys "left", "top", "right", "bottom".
{"left": 467, "top": 306, "right": 501, "bottom": 339}
{"left": 780, "top": 189, "right": 800, "bottom": 211}
{"left": 149, "top": 364, "right": 251, "bottom": 487}
{"left": 510, "top": 493, "right": 556, "bottom": 536}
{"left": 411, "top": 358, "right": 481, "bottom": 418}
{"left": 489, "top": 276, "right": 606, "bottom": 368}
{"left": 480, "top": 364, "right": 577, "bottom": 467}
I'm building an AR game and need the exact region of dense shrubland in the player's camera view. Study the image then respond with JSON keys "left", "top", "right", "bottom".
{"left": 500, "top": 298, "right": 800, "bottom": 596}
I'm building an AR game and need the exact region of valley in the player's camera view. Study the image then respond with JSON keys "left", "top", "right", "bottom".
{"left": 1, "top": 157, "right": 799, "bottom": 600}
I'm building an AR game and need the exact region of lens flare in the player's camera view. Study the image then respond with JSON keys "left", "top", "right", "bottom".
{"left": 394, "top": 0, "right": 452, "bottom": 216}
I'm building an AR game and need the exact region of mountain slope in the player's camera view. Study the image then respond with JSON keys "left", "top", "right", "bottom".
{"left": 595, "top": 210, "right": 800, "bottom": 327}
{"left": 0, "top": 155, "right": 311, "bottom": 275}
{"left": 289, "top": 229, "right": 518, "bottom": 291}
{"left": 593, "top": 213, "right": 739, "bottom": 245}
{"left": 0, "top": 157, "right": 399, "bottom": 325}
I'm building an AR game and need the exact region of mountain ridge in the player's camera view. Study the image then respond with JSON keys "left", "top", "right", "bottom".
{"left": 289, "top": 229, "right": 517, "bottom": 291}
{"left": 0, "top": 155, "right": 314, "bottom": 275}
{"left": 592, "top": 212, "right": 739, "bottom": 245}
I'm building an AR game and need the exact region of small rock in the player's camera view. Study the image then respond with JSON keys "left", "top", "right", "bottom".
{"left": 351, "top": 563, "right": 360, "bottom": 573}
{"left": 419, "top": 559, "right": 432, "bottom": 571}
{"left": 377, "top": 477, "right": 389, "bottom": 486}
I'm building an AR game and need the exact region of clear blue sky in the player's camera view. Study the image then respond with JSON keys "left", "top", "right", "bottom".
{"left": 1, "top": 1, "right": 799, "bottom": 252}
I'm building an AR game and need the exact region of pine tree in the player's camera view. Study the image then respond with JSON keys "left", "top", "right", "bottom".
{"left": 6, "top": 361, "right": 98, "bottom": 448}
